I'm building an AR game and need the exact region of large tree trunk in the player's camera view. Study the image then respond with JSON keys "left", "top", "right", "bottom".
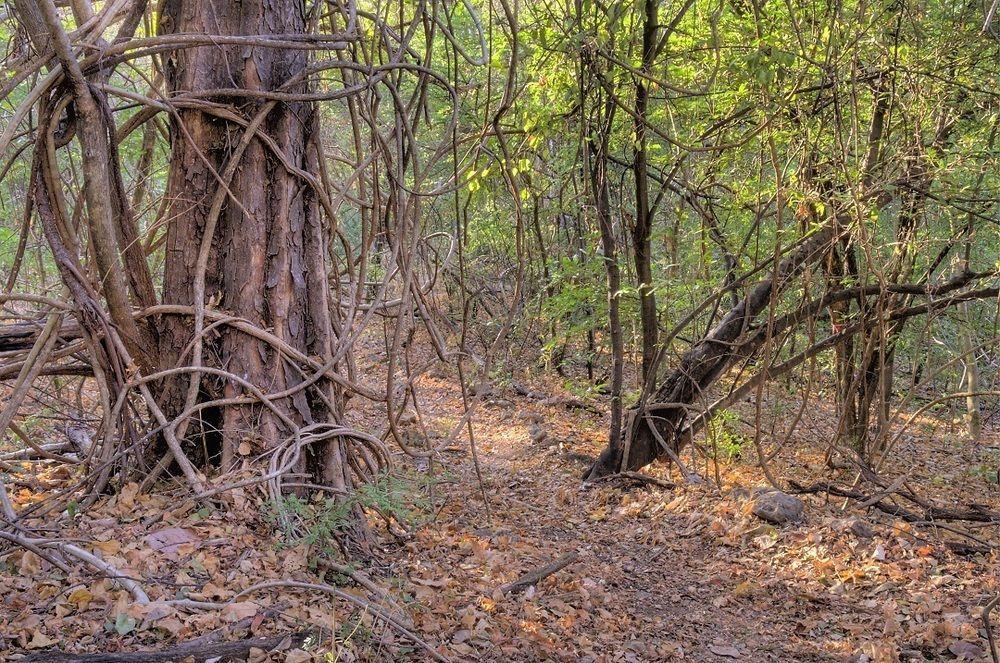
{"left": 156, "top": 0, "right": 347, "bottom": 486}
{"left": 588, "top": 96, "right": 625, "bottom": 455}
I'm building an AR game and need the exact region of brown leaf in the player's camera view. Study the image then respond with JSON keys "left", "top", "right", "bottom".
{"left": 26, "top": 630, "right": 58, "bottom": 649}
{"left": 145, "top": 527, "right": 199, "bottom": 555}
{"left": 708, "top": 644, "right": 741, "bottom": 658}
{"left": 19, "top": 551, "right": 42, "bottom": 576}
{"left": 222, "top": 600, "right": 260, "bottom": 621}
{"left": 948, "top": 641, "right": 984, "bottom": 659}
{"left": 67, "top": 587, "right": 93, "bottom": 608}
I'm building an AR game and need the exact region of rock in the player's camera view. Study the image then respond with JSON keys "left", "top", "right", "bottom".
{"left": 727, "top": 485, "right": 751, "bottom": 501}
{"left": 831, "top": 516, "right": 875, "bottom": 539}
{"left": 749, "top": 490, "right": 804, "bottom": 524}
{"left": 848, "top": 517, "right": 875, "bottom": 539}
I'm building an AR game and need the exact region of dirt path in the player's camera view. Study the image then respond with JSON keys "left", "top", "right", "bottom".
{"left": 1, "top": 368, "right": 996, "bottom": 661}
{"left": 390, "top": 375, "right": 999, "bottom": 662}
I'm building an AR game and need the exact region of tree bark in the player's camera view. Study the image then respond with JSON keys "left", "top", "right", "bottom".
{"left": 588, "top": 96, "right": 625, "bottom": 458}
{"left": 156, "top": 0, "right": 346, "bottom": 485}
{"left": 631, "top": 0, "right": 659, "bottom": 383}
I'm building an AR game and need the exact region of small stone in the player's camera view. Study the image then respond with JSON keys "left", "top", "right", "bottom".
{"left": 749, "top": 490, "right": 804, "bottom": 524}
{"left": 727, "top": 485, "right": 751, "bottom": 501}
{"left": 708, "top": 643, "right": 741, "bottom": 658}
{"left": 848, "top": 517, "right": 875, "bottom": 539}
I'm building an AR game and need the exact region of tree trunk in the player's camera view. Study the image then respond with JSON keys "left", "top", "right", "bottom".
{"left": 958, "top": 300, "right": 983, "bottom": 442}
{"left": 587, "top": 226, "right": 836, "bottom": 478}
{"left": 588, "top": 96, "right": 625, "bottom": 459}
{"left": 631, "top": 0, "right": 659, "bottom": 383}
{"left": 156, "top": 0, "right": 347, "bottom": 486}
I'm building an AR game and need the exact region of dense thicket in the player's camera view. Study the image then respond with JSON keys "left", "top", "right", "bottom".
{"left": 0, "top": 0, "right": 998, "bottom": 545}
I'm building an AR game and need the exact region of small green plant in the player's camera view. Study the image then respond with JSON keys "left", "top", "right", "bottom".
{"left": 263, "top": 472, "right": 433, "bottom": 554}
{"left": 706, "top": 408, "right": 746, "bottom": 462}
{"left": 968, "top": 464, "right": 999, "bottom": 484}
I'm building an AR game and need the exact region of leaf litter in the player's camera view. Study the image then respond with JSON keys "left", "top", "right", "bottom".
{"left": 1, "top": 344, "right": 998, "bottom": 662}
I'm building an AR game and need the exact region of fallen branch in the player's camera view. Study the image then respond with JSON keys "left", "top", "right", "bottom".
{"left": 984, "top": 594, "right": 1000, "bottom": 663}
{"left": 588, "top": 471, "right": 676, "bottom": 490}
{"left": 0, "top": 534, "right": 150, "bottom": 603}
{"left": 22, "top": 632, "right": 310, "bottom": 662}
{"left": 788, "top": 480, "right": 999, "bottom": 524}
{"left": 501, "top": 551, "right": 579, "bottom": 595}
{"left": 789, "top": 480, "right": 997, "bottom": 555}
{"left": 164, "top": 579, "right": 448, "bottom": 662}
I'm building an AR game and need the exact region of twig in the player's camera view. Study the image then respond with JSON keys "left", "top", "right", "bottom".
{"left": 984, "top": 594, "right": 1000, "bottom": 663}
{"left": 589, "top": 471, "right": 676, "bottom": 490}
{"left": 164, "top": 579, "right": 449, "bottom": 662}
{"left": 0, "top": 533, "right": 150, "bottom": 604}
{"left": 789, "top": 480, "right": 999, "bottom": 524}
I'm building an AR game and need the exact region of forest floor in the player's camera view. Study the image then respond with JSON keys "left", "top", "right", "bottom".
{"left": 2, "top": 341, "right": 999, "bottom": 662}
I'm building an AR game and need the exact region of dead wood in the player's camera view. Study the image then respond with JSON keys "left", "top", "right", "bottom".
{"left": 787, "top": 480, "right": 999, "bottom": 524}
{"left": 984, "top": 594, "right": 1000, "bottom": 663}
{"left": 588, "top": 471, "right": 675, "bottom": 490}
{"left": 21, "top": 632, "right": 310, "bottom": 662}
{"left": 500, "top": 551, "right": 580, "bottom": 595}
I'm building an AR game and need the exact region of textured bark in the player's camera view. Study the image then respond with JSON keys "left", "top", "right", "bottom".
{"left": 157, "top": 0, "right": 344, "bottom": 482}
{"left": 36, "top": 0, "right": 156, "bottom": 371}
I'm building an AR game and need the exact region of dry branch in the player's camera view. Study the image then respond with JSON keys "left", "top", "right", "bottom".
{"left": 787, "top": 480, "right": 999, "bottom": 524}
{"left": 500, "top": 551, "right": 580, "bottom": 595}
{"left": 21, "top": 632, "right": 311, "bottom": 662}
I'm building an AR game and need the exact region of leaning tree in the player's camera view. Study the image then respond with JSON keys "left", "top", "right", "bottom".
{"left": 577, "top": 0, "right": 1000, "bottom": 480}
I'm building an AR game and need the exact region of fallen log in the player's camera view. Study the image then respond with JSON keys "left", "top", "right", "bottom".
{"left": 787, "top": 480, "right": 999, "bottom": 524}
{"left": 0, "top": 321, "right": 81, "bottom": 353}
{"left": 22, "top": 632, "right": 310, "bottom": 662}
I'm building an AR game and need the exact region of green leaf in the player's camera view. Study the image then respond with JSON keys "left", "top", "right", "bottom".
{"left": 115, "top": 613, "right": 137, "bottom": 636}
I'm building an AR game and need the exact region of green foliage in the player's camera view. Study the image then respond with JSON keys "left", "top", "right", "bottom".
{"left": 706, "top": 409, "right": 746, "bottom": 462}
{"left": 264, "top": 473, "right": 432, "bottom": 553}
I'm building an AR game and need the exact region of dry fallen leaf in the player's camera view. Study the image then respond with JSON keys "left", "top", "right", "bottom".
{"left": 26, "top": 630, "right": 58, "bottom": 649}
{"left": 708, "top": 643, "right": 741, "bottom": 658}
{"left": 222, "top": 600, "right": 260, "bottom": 621}
{"left": 948, "top": 641, "right": 984, "bottom": 659}
{"left": 145, "top": 527, "right": 200, "bottom": 555}
{"left": 283, "top": 649, "right": 312, "bottom": 663}
{"left": 19, "top": 551, "right": 42, "bottom": 576}
{"left": 67, "top": 587, "right": 93, "bottom": 608}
